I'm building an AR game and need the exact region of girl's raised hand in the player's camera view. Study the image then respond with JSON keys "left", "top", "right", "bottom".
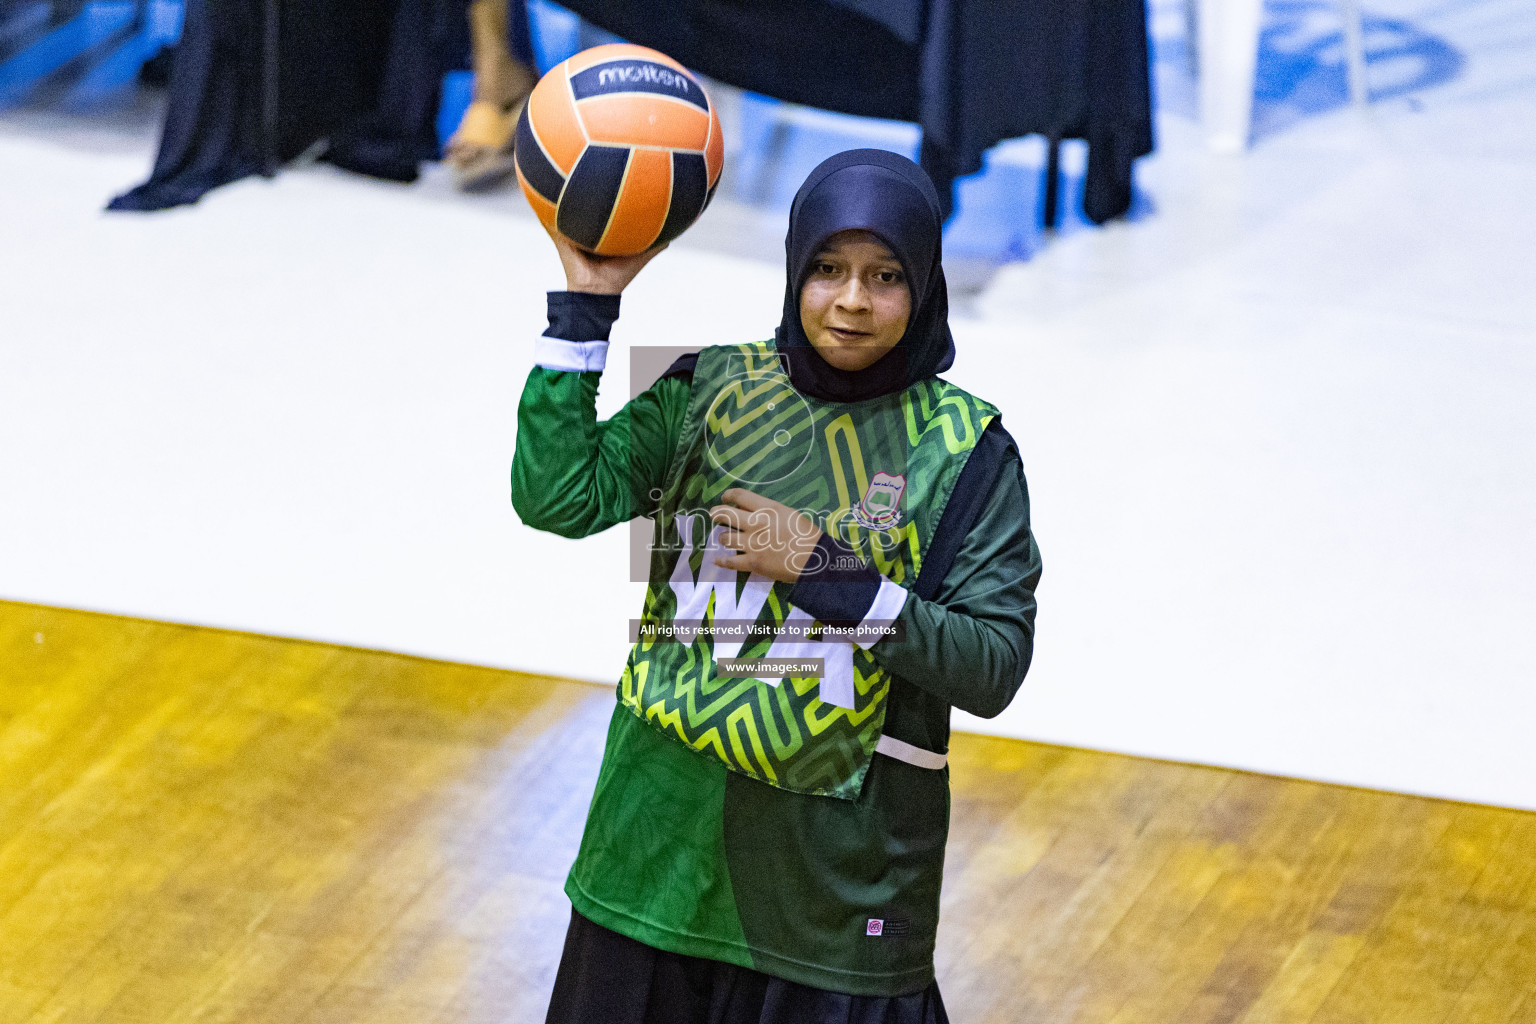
{"left": 709, "top": 488, "right": 825, "bottom": 584}
{"left": 546, "top": 228, "right": 667, "bottom": 296}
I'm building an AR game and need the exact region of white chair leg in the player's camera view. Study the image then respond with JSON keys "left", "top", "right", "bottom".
{"left": 1197, "top": 0, "right": 1264, "bottom": 152}
{"left": 1341, "top": 0, "right": 1368, "bottom": 107}
{"left": 1184, "top": 0, "right": 1200, "bottom": 76}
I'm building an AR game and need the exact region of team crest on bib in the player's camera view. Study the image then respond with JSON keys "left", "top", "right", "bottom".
{"left": 853, "top": 471, "right": 906, "bottom": 530}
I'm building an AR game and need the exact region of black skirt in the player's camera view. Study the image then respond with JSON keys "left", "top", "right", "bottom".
{"left": 546, "top": 908, "right": 952, "bottom": 1024}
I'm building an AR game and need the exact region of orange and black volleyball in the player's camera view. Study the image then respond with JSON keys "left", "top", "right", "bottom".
{"left": 514, "top": 44, "right": 725, "bottom": 256}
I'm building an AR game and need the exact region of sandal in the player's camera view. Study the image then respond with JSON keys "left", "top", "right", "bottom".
{"left": 445, "top": 97, "right": 526, "bottom": 192}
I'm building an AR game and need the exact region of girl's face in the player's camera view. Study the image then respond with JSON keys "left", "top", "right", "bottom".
{"left": 798, "top": 230, "right": 911, "bottom": 373}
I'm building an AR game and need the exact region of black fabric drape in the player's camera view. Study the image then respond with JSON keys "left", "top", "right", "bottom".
{"left": 558, "top": 0, "right": 1154, "bottom": 222}
{"left": 321, "top": 0, "right": 536, "bottom": 182}
{"left": 111, "top": 0, "right": 1150, "bottom": 220}
{"left": 321, "top": 0, "right": 474, "bottom": 183}
{"left": 108, "top": 0, "right": 475, "bottom": 209}
{"left": 107, "top": 0, "right": 268, "bottom": 211}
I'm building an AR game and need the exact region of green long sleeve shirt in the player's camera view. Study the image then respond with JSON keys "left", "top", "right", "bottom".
{"left": 512, "top": 348, "right": 1041, "bottom": 995}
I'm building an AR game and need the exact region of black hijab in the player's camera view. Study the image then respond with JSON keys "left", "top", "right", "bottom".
{"left": 773, "top": 149, "right": 956, "bottom": 403}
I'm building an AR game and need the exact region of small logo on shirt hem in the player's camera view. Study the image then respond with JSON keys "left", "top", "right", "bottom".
{"left": 866, "top": 917, "right": 911, "bottom": 937}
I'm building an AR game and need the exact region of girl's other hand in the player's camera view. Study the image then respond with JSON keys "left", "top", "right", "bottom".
{"left": 547, "top": 228, "right": 667, "bottom": 295}
{"left": 709, "top": 488, "right": 825, "bottom": 584}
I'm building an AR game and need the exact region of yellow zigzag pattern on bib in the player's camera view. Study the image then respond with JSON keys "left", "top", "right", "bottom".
{"left": 620, "top": 619, "right": 889, "bottom": 788}
{"left": 903, "top": 384, "right": 993, "bottom": 454}
{"left": 620, "top": 341, "right": 997, "bottom": 799}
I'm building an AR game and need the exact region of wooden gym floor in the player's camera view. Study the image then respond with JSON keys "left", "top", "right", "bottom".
{"left": 2, "top": 600, "right": 1533, "bottom": 1024}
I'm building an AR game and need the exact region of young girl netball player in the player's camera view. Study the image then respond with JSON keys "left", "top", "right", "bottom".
{"left": 513, "top": 149, "right": 1042, "bottom": 1023}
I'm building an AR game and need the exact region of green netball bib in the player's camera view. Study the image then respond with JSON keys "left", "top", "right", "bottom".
{"left": 618, "top": 341, "right": 998, "bottom": 799}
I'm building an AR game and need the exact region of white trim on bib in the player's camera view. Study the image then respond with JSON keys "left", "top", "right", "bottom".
{"left": 875, "top": 734, "right": 948, "bottom": 770}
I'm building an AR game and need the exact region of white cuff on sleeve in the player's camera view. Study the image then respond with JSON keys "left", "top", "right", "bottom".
{"left": 534, "top": 337, "right": 610, "bottom": 372}
{"left": 854, "top": 578, "right": 910, "bottom": 650}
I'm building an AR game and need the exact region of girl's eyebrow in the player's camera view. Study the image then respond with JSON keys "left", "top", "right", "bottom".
{"left": 813, "top": 250, "right": 901, "bottom": 263}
